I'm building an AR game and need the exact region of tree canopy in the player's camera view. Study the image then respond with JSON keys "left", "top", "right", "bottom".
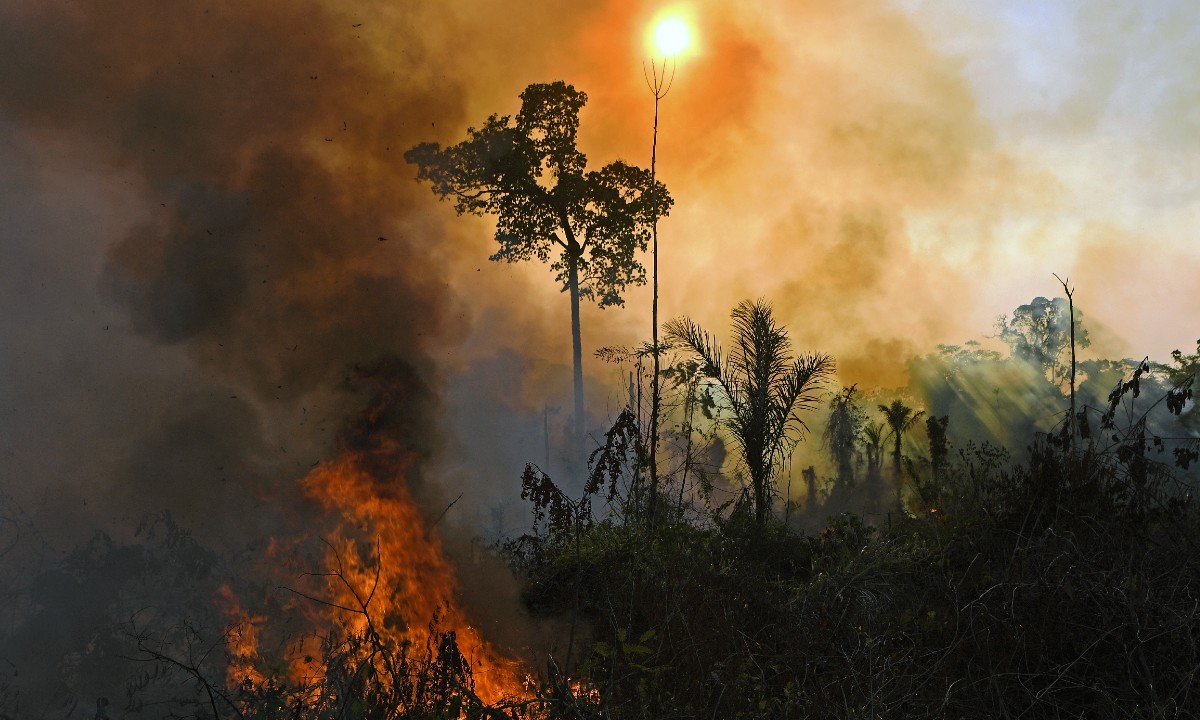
{"left": 405, "top": 81, "right": 670, "bottom": 309}
{"left": 995, "top": 296, "right": 1090, "bottom": 388}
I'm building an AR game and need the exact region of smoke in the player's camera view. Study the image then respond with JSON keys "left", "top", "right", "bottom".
{"left": 3, "top": 0, "right": 1196, "bottom": 515}
{"left": 0, "top": 0, "right": 476, "bottom": 537}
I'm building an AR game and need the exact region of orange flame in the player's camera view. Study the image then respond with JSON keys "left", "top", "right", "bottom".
{"left": 296, "top": 453, "right": 526, "bottom": 705}
{"left": 214, "top": 583, "right": 268, "bottom": 689}
{"left": 215, "top": 437, "right": 527, "bottom": 712}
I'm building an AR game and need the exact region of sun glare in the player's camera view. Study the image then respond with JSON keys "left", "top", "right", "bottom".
{"left": 653, "top": 17, "right": 691, "bottom": 57}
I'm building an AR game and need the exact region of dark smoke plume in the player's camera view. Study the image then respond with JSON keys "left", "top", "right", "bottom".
{"left": 0, "top": 0, "right": 481, "bottom": 535}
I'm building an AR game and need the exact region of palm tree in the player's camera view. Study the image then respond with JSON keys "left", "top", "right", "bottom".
{"left": 862, "top": 421, "right": 886, "bottom": 483}
{"left": 878, "top": 399, "right": 924, "bottom": 508}
{"left": 665, "top": 299, "right": 833, "bottom": 524}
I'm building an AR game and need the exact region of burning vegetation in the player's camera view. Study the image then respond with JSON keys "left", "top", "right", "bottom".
{"left": 296, "top": 453, "right": 526, "bottom": 706}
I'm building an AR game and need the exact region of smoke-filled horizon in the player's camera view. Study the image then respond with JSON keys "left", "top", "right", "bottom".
{"left": 2, "top": 0, "right": 1198, "bottom": 544}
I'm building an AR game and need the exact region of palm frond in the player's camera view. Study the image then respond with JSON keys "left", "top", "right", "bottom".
{"left": 666, "top": 300, "right": 833, "bottom": 522}
{"left": 879, "top": 400, "right": 924, "bottom": 439}
{"left": 664, "top": 317, "right": 719, "bottom": 377}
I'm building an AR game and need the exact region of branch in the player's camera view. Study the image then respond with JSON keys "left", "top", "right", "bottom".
{"left": 276, "top": 585, "right": 362, "bottom": 616}
{"left": 427, "top": 494, "right": 463, "bottom": 539}
{"left": 122, "top": 619, "right": 244, "bottom": 720}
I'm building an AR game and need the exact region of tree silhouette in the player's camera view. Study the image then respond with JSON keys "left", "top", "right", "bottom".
{"left": 925, "top": 414, "right": 950, "bottom": 490}
{"left": 862, "top": 421, "right": 886, "bottom": 487}
{"left": 878, "top": 399, "right": 924, "bottom": 507}
{"left": 666, "top": 299, "right": 833, "bottom": 524}
{"left": 406, "top": 81, "right": 671, "bottom": 462}
{"left": 1169, "top": 340, "right": 1200, "bottom": 387}
{"left": 823, "top": 385, "right": 866, "bottom": 488}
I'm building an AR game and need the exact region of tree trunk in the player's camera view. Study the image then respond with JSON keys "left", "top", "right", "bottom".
{"left": 567, "top": 250, "right": 585, "bottom": 470}
{"left": 893, "top": 433, "right": 903, "bottom": 509}
{"left": 751, "top": 458, "right": 768, "bottom": 525}
{"left": 755, "top": 482, "right": 767, "bottom": 525}
{"left": 648, "top": 87, "right": 662, "bottom": 525}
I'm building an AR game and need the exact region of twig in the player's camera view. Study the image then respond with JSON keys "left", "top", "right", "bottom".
{"left": 428, "top": 494, "right": 463, "bottom": 537}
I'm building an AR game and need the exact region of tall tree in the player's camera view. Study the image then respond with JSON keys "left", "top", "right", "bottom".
{"left": 878, "top": 399, "right": 924, "bottom": 507}
{"left": 666, "top": 299, "right": 833, "bottom": 524}
{"left": 406, "top": 82, "right": 671, "bottom": 462}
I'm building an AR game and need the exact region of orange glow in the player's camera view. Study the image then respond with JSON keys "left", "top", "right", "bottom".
{"left": 214, "top": 583, "right": 268, "bottom": 689}
{"left": 645, "top": 8, "right": 696, "bottom": 59}
{"left": 654, "top": 18, "right": 690, "bottom": 56}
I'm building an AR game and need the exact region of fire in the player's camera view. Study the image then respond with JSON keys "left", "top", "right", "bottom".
{"left": 301, "top": 455, "right": 525, "bottom": 702}
{"left": 217, "top": 452, "right": 526, "bottom": 710}
{"left": 214, "top": 583, "right": 267, "bottom": 690}
{"left": 308, "top": 453, "right": 525, "bottom": 704}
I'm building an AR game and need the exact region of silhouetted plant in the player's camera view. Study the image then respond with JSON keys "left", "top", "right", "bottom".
{"left": 861, "top": 421, "right": 886, "bottom": 488}
{"left": 925, "top": 415, "right": 950, "bottom": 490}
{"left": 595, "top": 343, "right": 724, "bottom": 525}
{"left": 665, "top": 299, "right": 834, "bottom": 524}
{"left": 823, "top": 385, "right": 866, "bottom": 489}
{"left": 878, "top": 399, "right": 924, "bottom": 509}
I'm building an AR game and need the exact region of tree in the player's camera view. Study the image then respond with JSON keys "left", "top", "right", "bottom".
{"left": 1167, "top": 340, "right": 1200, "bottom": 438}
{"left": 823, "top": 385, "right": 866, "bottom": 487}
{"left": 862, "top": 421, "right": 886, "bottom": 487}
{"left": 925, "top": 414, "right": 950, "bottom": 489}
{"left": 995, "top": 296, "right": 1090, "bottom": 390}
{"left": 406, "top": 81, "right": 671, "bottom": 462}
{"left": 665, "top": 299, "right": 834, "bottom": 524}
{"left": 1169, "top": 339, "right": 1200, "bottom": 387}
{"left": 878, "top": 400, "right": 924, "bottom": 507}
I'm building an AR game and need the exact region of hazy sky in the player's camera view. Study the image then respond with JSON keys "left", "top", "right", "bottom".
{"left": 1, "top": 0, "right": 1197, "bottom": 539}
{"left": 894, "top": 0, "right": 1200, "bottom": 359}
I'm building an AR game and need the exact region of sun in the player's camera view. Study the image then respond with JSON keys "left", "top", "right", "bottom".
{"left": 651, "top": 17, "right": 691, "bottom": 57}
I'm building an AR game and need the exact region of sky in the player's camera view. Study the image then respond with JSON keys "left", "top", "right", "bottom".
{"left": 1, "top": 0, "right": 1198, "bottom": 544}
{"left": 895, "top": 0, "right": 1200, "bottom": 359}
